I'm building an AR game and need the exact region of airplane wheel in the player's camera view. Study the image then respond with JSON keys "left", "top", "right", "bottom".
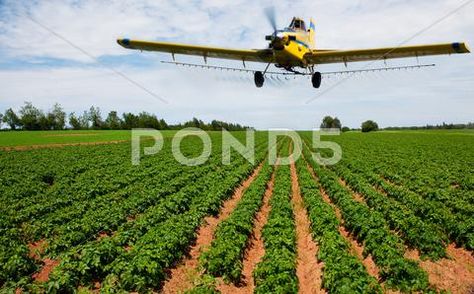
{"left": 312, "top": 72, "right": 322, "bottom": 88}
{"left": 254, "top": 71, "right": 264, "bottom": 88}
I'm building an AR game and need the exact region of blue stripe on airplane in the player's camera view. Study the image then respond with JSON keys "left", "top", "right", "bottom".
{"left": 294, "top": 39, "right": 310, "bottom": 49}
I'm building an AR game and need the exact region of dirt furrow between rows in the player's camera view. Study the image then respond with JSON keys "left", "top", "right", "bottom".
{"left": 370, "top": 177, "right": 474, "bottom": 293}
{"left": 304, "top": 161, "right": 381, "bottom": 281}
{"left": 161, "top": 162, "right": 265, "bottom": 294}
{"left": 405, "top": 244, "right": 474, "bottom": 294}
{"left": 338, "top": 179, "right": 365, "bottom": 203}
{"left": 217, "top": 168, "right": 276, "bottom": 294}
{"left": 27, "top": 240, "right": 59, "bottom": 284}
{"left": 335, "top": 167, "right": 474, "bottom": 293}
{"left": 290, "top": 160, "right": 325, "bottom": 294}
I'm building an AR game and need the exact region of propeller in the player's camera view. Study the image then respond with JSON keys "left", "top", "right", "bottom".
{"left": 264, "top": 6, "right": 277, "bottom": 33}
{"left": 264, "top": 7, "right": 288, "bottom": 49}
{"left": 264, "top": 6, "right": 280, "bottom": 44}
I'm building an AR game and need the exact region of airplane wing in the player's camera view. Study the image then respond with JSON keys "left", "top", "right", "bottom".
{"left": 304, "top": 43, "right": 470, "bottom": 65}
{"left": 117, "top": 39, "right": 273, "bottom": 63}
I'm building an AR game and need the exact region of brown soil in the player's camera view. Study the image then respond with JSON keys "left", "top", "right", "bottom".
{"left": 25, "top": 241, "right": 57, "bottom": 289}
{"left": 217, "top": 168, "right": 276, "bottom": 294}
{"left": 305, "top": 161, "right": 380, "bottom": 280}
{"left": 92, "top": 280, "right": 101, "bottom": 292}
{"left": 405, "top": 244, "right": 474, "bottom": 294}
{"left": 96, "top": 232, "right": 110, "bottom": 241}
{"left": 338, "top": 179, "right": 365, "bottom": 203}
{"left": 380, "top": 176, "right": 397, "bottom": 186}
{"left": 290, "top": 161, "right": 325, "bottom": 294}
{"left": 161, "top": 163, "right": 264, "bottom": 294}
{"left": 334, "top": 179, "right": 379, "bottom": 278}
{"left": 2, "top": 140, "right": 127, "bottom": 151}
{"left": 451, "top": 183, "right": 461, "bottom": 189}
{"left": 32, "top": 258, "right": 60, "bottom": 283}
{"left": 28, "top": 240, "right": 47, "bottom": 260}
{"left": 338, "top": 226, "right": 380, "bottom": 279}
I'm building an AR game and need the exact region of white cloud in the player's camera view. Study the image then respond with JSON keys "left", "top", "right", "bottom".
{"left": 0, "top": 0, "right": 473, "bottom": 128}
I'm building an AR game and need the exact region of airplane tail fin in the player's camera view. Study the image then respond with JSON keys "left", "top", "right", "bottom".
{"left": 308, "top": 18, "right": 316, "bottom": 49}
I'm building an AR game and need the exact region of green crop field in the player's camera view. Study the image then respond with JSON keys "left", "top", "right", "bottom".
{"left": 0, "top": 130, "right": 131, "bottom": 147}
{"left": 0, "top": 130, "right": 473, "bottom": 293}
{"left": 0, "top": 130, "right": 189, "bottom": 148}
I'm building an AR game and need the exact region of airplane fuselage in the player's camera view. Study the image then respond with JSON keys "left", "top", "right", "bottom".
{"left": 273, "top": 32, "right": 312, "bottom": 68}
{"left": 269, "top": 18, "right": 315, "bottom": 69}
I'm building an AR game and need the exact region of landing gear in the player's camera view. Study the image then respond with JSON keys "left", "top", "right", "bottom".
{"left": 254, "top": 62, "right": 272, "bottom": 88}
{"left": 254, "top": 71, "right": 264, "bottom": 88}
{"left": 312, "top": 72, "right": 322, "bottom": 88}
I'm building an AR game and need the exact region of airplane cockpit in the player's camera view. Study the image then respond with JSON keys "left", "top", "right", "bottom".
{"left": 289, "top": 17, "right": 306, "bottom": 31}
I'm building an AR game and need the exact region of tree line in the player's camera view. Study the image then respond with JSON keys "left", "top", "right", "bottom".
{"left": 384, "top": 122, "right": 474, "bottom": 130}
{"left": 0, "top": 102, "right": 252, "bottom": 131}
{"left": 319, "top": 116, "right": 473, "bottom": 133}
{"left": 319, "top": 116, "right": 379, "bottom": 133}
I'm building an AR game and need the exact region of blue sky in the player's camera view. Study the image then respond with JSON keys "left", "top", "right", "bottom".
{"left": 0, "top": 0, "right": 473, "bottom": 129}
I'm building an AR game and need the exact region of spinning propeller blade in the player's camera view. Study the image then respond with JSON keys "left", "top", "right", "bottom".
{"left": 264, "top": 6, "right": 278, "bottom": 34}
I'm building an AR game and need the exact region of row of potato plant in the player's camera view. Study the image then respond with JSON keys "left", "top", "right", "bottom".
{"left": 330, "top": 162, "right": 448, "bottom": 260}
{"left": 253, "top": 159, "right": 298, "bottom": 293}
{"left": 200, "top": 140, "right": 281, "bottom": 282}
{"left": 343, "top": 160, "right": 474, "bottom": 250}
{"left": 295, "top": 157, "right": 382, "bottom": 293}
{"left": 302, "top": 144, "right": 430, "bottom": 292}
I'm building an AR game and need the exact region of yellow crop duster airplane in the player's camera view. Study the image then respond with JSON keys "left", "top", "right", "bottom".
{"left": 117, "top": 11, "right": 469, "bottom": 89}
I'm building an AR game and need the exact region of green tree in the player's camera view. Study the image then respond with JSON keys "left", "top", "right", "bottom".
{"left": 122, "top": 113, "right": 139, "bottom": 129}
{"left": 361, "top": 120, "right": 379, "bottom": 133}
{"left": 50, "top": 103, "right": 66, "bottom": 130}
{"left": 88, "top": 106, "right": 103, "bottom": 129}
{"left": 0, "top": 113, "right": 3, "bottom": 129}
{"left": 211, "top": 120, "right": 222, "bottom": 131}
{"left": 105, "top": 111, "right": 122, "bottom": 130}
{"left": 19, "top": 102, "right": 43, "bottom": 130}
{"left": 342, "top": 126, "right": 350, "bottom": 132}
{"left": 69, "top": 112, "right": 82, "bottom": 130}
{"left": 320, "top": 116, "right": 334, "bottom": 129}
{"left": 184, "top": 117, "right": 205, "bottom": 129}
{"left": 79, "top": 111, "right": 90, "bottom": 129}
{"left": 3, "top": 108, "right": 21, "bottom": 130}
{"left": 159, "top": 119, "right": 169, "bottom": 130}
{"left": 38, "top": 113, "right": 51, "bottom": 130}
{"left": 320, "top": 116, "right": 342, "bottom": 130}
{"left": 137, "top": 112, "right": 160, "bottom": 129}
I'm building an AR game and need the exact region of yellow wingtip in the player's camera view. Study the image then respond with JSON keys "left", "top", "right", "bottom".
{"left": 464, "top": 42, "right": 471, "bottom": 53}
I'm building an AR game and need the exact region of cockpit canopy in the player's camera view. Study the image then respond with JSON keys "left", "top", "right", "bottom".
{"left": 289, "top": 17, "right": 306, "bottom": 31}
